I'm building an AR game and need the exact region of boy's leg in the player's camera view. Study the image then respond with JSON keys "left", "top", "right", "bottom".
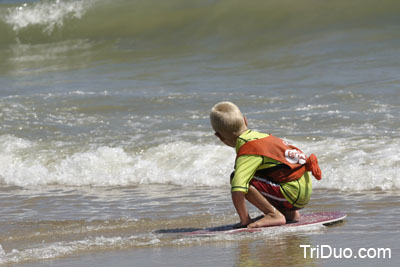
{"left": 247, "top": 176, "right": 304, "bottom": 226}
{"left": 245, "top": 185, "right": 286, "bottom": 228}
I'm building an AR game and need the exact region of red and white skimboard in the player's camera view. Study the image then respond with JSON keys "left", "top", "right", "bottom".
{"left": 185, "top": 211, "right": 346, "bottom": 236}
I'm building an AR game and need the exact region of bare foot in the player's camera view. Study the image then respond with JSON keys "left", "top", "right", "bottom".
{"left": 247, "top": 211, "right": 286, "bottom": 228}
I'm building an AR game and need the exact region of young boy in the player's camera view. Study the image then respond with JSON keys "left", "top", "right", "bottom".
{"left": 210, "top": 101, "right": 322, "bottom": 228}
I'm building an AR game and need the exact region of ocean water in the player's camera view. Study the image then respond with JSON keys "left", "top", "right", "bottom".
{"left": 0, "top": 0, "right": 399, "bottom": 265}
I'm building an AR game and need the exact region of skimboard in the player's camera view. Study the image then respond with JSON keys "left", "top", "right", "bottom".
{"left": 185, "top": 211, "right": 346, "bottom": 236}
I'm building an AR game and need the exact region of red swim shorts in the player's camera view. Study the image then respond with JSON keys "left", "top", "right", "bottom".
{"left": 250, "top": 176, "right": 300, "bottom": 211}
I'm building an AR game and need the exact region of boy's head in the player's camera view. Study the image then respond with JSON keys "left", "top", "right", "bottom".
{"left": 210, "top": 101, "right": 248, "bottom": 147}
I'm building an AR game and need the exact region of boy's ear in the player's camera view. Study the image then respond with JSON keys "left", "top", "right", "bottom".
{"left": 244, "top": 116, "right": 248, "bottom": 127}
{"left": 214, "top": 132, "right": 224, "bottom": 141}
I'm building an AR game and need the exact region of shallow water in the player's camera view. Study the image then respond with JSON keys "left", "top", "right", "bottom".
{"left": 0, "top": 187, "right": 399, "bottom": 265}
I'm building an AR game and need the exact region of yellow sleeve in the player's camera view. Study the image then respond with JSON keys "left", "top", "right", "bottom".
{"left": 231, "top": 155, "right": 263, "bottom": 193}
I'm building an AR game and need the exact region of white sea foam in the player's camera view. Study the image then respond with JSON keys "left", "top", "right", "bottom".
{"left": 4, "top": 0, "right": 95, "bottom": 33}
{"left": 299, "top": 137, "right": 400, "bottom": 191}
{"left": 0, "top": 135, "right": 234, "bottom": 187}
{"left": 0, "top": 234, "right": 161, "bottom": 264}
{"left": 0, "top": 134, "right": 398, "bottom": 191}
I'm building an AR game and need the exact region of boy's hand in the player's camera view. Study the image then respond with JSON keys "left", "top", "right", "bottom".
{"left": 232, "top": 222, "right": 248, "bottom": 229}
{"left": 232, "top": 215, "right": 264, "bottom": 229}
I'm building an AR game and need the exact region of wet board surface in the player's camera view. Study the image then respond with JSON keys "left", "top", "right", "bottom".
{"left": 185, "top": 211, "right": 346, "bottom": 236}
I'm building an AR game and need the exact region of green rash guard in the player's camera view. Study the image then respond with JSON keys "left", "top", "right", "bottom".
{"left": 231, "top": 130, "right": 312, "bottom": 209}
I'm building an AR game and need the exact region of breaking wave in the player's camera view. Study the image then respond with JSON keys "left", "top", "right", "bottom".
{"left": 0, "top": 134, "right": 398, "bottom": 191}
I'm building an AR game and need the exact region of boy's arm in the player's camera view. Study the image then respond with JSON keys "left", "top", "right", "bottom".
{"left": 232, "top": 191, "right": 251, "bottom": 226}
{"left": 231, "top": 155, "right": 263, "bottom": 227}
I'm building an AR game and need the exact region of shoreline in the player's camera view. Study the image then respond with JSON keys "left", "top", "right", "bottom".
{"left": 1, "top": 188, "right": 398, "bottom": 266}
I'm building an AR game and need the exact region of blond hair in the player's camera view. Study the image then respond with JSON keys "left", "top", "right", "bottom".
{"left": 210, "top": 101, "right": 247, "bottom": 135}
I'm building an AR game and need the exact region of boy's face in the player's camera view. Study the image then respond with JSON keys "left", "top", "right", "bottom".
{"left": 214, "top": 131, "right": 236, "bottom": 148}
{"left": 212, "top": 116, "right": 247, "bottom": 148}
